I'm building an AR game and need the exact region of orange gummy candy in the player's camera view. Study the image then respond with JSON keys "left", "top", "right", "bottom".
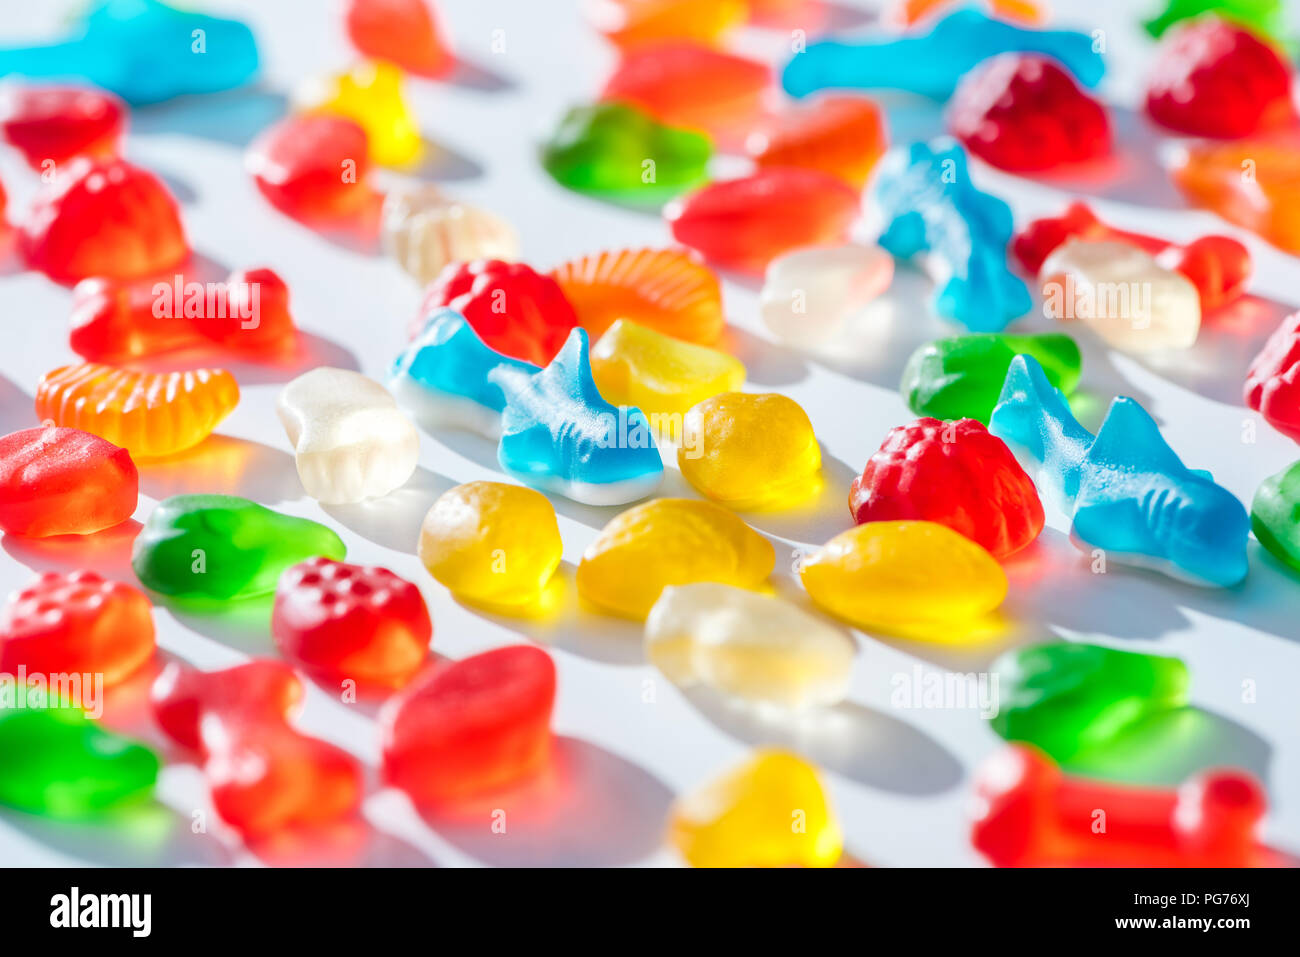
{"left": 1172, "top": 139, "right": 1300, "bottom": 254}
{"left": 344, "top": 0, "right": 452, "bottom": 77}
{"left": 589, "top": 0, "right": 747, "bottom": 49}
{"left": 891, "top": 0, "right": 1045, "bottom": 25}
{"left": 746, "top": 94, "right": 887, "bottom": 190}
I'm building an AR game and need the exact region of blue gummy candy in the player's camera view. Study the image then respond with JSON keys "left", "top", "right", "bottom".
{"left": 781, "top": 8, "right": 1104, "bottom": 100}
{"left": 990, "top": 355, "right": 1250, "bottom": 587}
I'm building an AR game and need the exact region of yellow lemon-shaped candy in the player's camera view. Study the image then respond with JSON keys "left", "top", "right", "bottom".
{"left": 591, "top": 319, "right": 746, "bottom": 417}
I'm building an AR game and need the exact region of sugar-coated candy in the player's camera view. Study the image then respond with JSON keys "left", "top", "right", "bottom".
{"left": 1246, "top": 312, "right": 1300, "bottom": 442}
{"left": 381, "top": 185, "right": 519, "bottom": 286}
{"left": 133, "top": 495, "right": 346, "bottom": 600}
{"left": 1251, "top": 461, "right": 1300, "bottom": 573}
{"left": 577, "top": 498, "right": 775, "bottom": 620}
{"left": 875, "top": 140, "right": 1030, "bottom": 331}
{"left": 247, "top": 115, "right": 374, "bottom": 224}
{"left": 972, "top": 745, "right": 1276, "bottom": 867}
{"left": 35, "top": 364, "right": 239, "bottom": 459}
{"left": 1, "top": 571, "right": 155, "bottom": 687}
{"left": 782, "top": 9, "right": 1104, "bottom": 101}
{"left": 344, "top": 0, "right": 452, "bottom": 77}
{"left": 0, "top": 0, "right": 258, "bottom": 106}
{"left": 0, "top": 85, "right": 124, "bottom": 170}
{"left": 0, "top": 426, "right": 137, "bottom": 537}
{"left": 541, "top": 102, "right": 711, "bottom": 203}
{"left": 297, "top": 61, "right": 421, "bottom": 168}
{"left": 551, "top": 247, "right": 724, "bottom": 344}
{"left": 669, "top": 750, "right": 842, "bottom": 867}
{"left": 1172, "top": 139, "right": 1300, "bottom": 254}
{"left": 760, "top": 243, "right": 893, "bottom": 345}
{"left": 665, "top": 169, "right": 860, "bottom": 275}
{"left": 645, "top": 583, "right": 855, "bottom": 710}
{"left": 746, "top": 94, "right": 886, "bottom": 190}
{"left": 990, "top": 642, "right": 1189, "bottom": 762}
{"left": 950, "top": 54, "right": 1110, "bottom": 172}
{"left": 589, "top": 0, "right": 746, "bottom": 49}
{"left": 1145, "top": 0, "right": 1284, "bottom": 42}
{"left": 381, "top": 646, "right": 556, "bottom": 804}
{"left": 491, "top": 328, "right": 664, "bottom": 505}
{"left": 991, "top": 355, "right": 1250, "bottom": 586}
{"left": 900, "top": 333, "right": 1081, "bottom": 425}
{"left": 680, "top": 392, "right": 821, "bottom": 509}
{"left": 418, "top": 481, "right": 563, "bottom": 609}
{"left": 1040, "top": 240, "right": 1201, "bottom": 352}
{"left": 421, "top": 259, "right": 579, "bottom": 365}
{"left": 19, "top": 157, "right": 188, "bottom": 283}
{"left": 591, "top": 319, "right": 745, "bottom": 417}
{"left": 273, "top": 557, "right": 431, "bottom": 688}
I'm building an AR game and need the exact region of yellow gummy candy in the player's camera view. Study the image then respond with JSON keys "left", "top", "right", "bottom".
{"left": 576, "top": 498, "right": 774, "bottom": 620}
{"left": 590, "top": 319, "right": 746, "bottom": 417}
{"left": 418, "top": 481, "right": 562, "bottom": 608}
{"left": 302, "top": 61, "right": 422, "bottom": 168}
{"left": 669, "top": 749, "right": 843, "bottom": 868}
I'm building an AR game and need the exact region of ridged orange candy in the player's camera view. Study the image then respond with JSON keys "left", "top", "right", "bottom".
{"left": 746, "top": 95, "right": 887, "bottom": 190}
{"left": 589, "top": 0, "right": 746, "bottom": 49}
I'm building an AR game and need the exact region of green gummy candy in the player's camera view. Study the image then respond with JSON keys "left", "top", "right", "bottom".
{"left": 132, "top": 494, "right": 346, "bottom": 600}
{"left": 990, "top": 641, "right": 1188, "bottom": 761}
{"left": 1251, "top": 461, "right": 1300, "bottom": 573}
{"left": 900, "top": 333, "right": 1082, "bottom": 424}
{"left": 1144, "top": 0, "right": 1284, "bottom": 42}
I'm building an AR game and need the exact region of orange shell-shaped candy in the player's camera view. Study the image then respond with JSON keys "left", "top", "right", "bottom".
{"left": 550, "top": 247, "right": 725, "bottom": 344}
{"left": 35, "top": 364, "right": 240, "bottom": 459}
{"left": 746, "top": 95, "right": 887, "bottom": 190}
{"left": 1172, "top": 139, "right": 1300, "bottom": 255}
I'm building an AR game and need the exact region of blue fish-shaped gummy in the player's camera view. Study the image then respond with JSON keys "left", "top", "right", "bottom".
{"left": 990, "top": 355, "right": 1249, "bottom": 587}
{"left": 781, "top": 8, "right": 1104, "bottom": 100}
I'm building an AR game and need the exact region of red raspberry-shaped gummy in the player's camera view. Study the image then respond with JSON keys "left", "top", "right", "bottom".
{"left": 420, "top": 259, "right": 580, "bottom": 364}
{"left": 1245, "top": 311, "right": 1300, "bottom": 443}
{"left": 0, "top": 426, "right": 137, "bottom": 537}
{"left": 0, "top": 86, "right": 125, "bottom": 170}
{"left": 849, "top": 417, "right": 1044, "bottom": 559}
{"left": 247, "top": 115, "right": 373, "bottom": 222}
{"left": 345, "top": 0, "right": 452, "bottom": 77}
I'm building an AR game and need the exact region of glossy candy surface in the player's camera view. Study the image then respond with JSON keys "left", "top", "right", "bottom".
{"left": 247, "top": 115, "right": 374, "bottom": 224}
{"left": 1245, "top": 312, "right": 1300, "bottom": 443}
{"left": 1172, "top": 139, "right": 1300, "bottom": 254}
{"left": 1251, "top": 460, "right": 1300, "bottom": 573}
{"left": 344, "top": 0, "right": 452, "bottom": 77}
{"left": 745, "top": 94, "right": 887, "bottom": 189}
{"left": 0, "top": 426, "right": 137, "bottom": 537}
{"left": 1144, "top": 0, "right": 1283, "bottom": 41}
{"left": 298, "top": 61, "right": 421, "bottom": 168}
{"left": 591, "top": 319, "right": 745, "bottom": 417}
{"left": 760, "top": 243, "right": 893, "bottom": 345}
{"left": 589, "top": 0, "right": 746, "bottom": 49}
{"left": 381, "top": 186, "right": 519, "bottom": 286}
{"left": 0, "top": 85, "right": 125, "bottom": 169}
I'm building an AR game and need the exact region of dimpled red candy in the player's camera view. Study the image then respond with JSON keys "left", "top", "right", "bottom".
{"left": 1145, "top": 20, "right": 1294, "bottom": 138}
{"left": 665, "top": 169, "right": 860, "bottom": 274}
{"left": 247, "top": 114, "right": 373, "bottom": 222}
{"left": 381, "top": 645, "right": 556, "bottom": 805}
{"left": 0, "top": 86, "right": 125, "bottom": 170}
{"left": 0, "top": 426, "right": 137, "bottom": 537}
{"left": 273, "top": 557, "right": 431, "bottom": 689}
{"left": 949, "top": 54, "right": 1110, "bottom": 172}
{"left": 19, "top": 157, "right": 189, "bottom": 283}
{"left": 345, "top": 0, "right": 452, "bottom": 77}
{"left": 1245, "top": 311, "right": 1300, "bottom": 442}
{"left": 849, "top": 417, "right": 1044, "bottom": 559}
{"left": 420, "top": 259, "right": 579, "bottom": 364}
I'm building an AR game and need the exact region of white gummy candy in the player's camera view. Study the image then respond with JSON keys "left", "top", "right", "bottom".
{"left": 381, "top": 186, "right": 519, "bottom": 285}
{"left": 760, "top": 243, "right": 893, "bottom": 344}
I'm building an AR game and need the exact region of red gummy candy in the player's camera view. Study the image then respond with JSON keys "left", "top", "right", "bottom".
{"left": 381, "top": 645, "right": 556, "bottom": 805}
{"left": 0, "top": 571, "right": 154, "bottom": 686}
{"left": 1145, "top": 20, "right": 1294, "bottom": 139}
{"left": 1245, "top": 311, "right": 1300, "bottom": 442}
{"left": 151, "top": 660, "right": 301, "bottom": 751}
{"left": 345, "top": 0, "right": 452, "bottom": 77}
{"left": 420, "top": 259, "right": 580, "bottom": 364}
{"left": 247, "top": 115, "right": 373, "bottom": 222}
{"left": 664, "top": 168, "right": 859, "bottom": 274}
{"left": 949, "top": 54, "right": 1110, "bottom": 172}
{"left": 0, "top": 426, "right": 137, "bottom": 537}
{"left": 19, "top": 157, "right": 189, "bottom": 283}
{"left": 273, "top": 557, "right": 431, "bottom": 689}
{"left": 849, "top": 417, "right": 1044, "bottom": 560}
{"left": 0, "top": 86, "right": 125, "bottom": 170}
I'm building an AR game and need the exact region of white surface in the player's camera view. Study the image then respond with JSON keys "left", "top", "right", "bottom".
{"left": 0, "top": 0, "right": 1298, "bottom": 867}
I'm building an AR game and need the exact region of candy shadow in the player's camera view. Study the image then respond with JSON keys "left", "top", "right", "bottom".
{"left": 132, "top": 85, "right": 290, "bottom": 150}
{"left": 730, "top": 451, "right": 857, "bottom": 548}
{"left": 150, "top": 592, "right": 277, "bottom": 655}
{"left": 443, "top": 55, "right": 517, "bottom": 94}
{"left": 0, "top": 801, "right": 233, "bottom": 867}
{"left": 1, "top": 520, "right": 142, "bottom": 579}
{"left": 323, "top": 466, "right": 456, "bottom": 554}
{"left": 127, "top": 330, "right": 361, "bottom": 386}
{"left": 406, "top": 135, "right": 485, "bottom": 182}
{"left": 246, "top": 816, "right": 438, "bottom": 867}
{"left": 0, "top": 373, "right": 33, "bottom": 433}
{"left": 724, "top": 325, "right": 810, "bottom": 388}
{"left": 136, "top": 436, "right": 303, "bottom": 505}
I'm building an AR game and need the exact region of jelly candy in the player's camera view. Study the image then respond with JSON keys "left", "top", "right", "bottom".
{"left": 990, "top": 641, "right": 1189, "bottom": 762}
{"left": 418, "top": 481, "right": 562, "bottom": 610}
{"left": 1012, "top": 202, "right": 1252, "bottom": 312}
{"left": 541, "top": 102, "right": 711, "bottom": 203}
{"left": 972, "top": 745, "right": 1275, "bottom": 867}
{"left": 949, "top": 54, "right": 1111, "bottom": 172}
{"left": 381, "top": 185, "right": 519, "bottom": 286}
{"left": 35, "top": 364, "right": 239, "bottom": 460}
{"left": 850, "top": 418, "right": 1043, "bottom": 560}
{"left": 19, "top": 157, "right": 189, "bottom": 283}
{"left": 273, "top": 557, "right": 431, "bottom": 688}
{"left": 900, "top": 333, "right": 1081, "bottom": 425}
{"left": 491, "top": 328, "right": 664, "bottom": 505}
{"left": 577, "top": 498, "right": 774, "bottom": 620}
{"left": 1145, "top": 0, "right": 1284, "bottom": 42}
{"left": 0, "top": 0, "right": 259, "bottom": 106}
{"left": 247, "top": 115, "right": 374, "bottom": 224}
{"left": 1040, "top": 240, "right": 1201, "bottom": 352}
{"left": 889, "top": 0, "right": 1047, "bottom": 24}
{"left": 1172, "top": 138, "right": 1300, "bottom": 254}
{"left": 990, "top": 355, "right": 1250, "bottom": 586}
{"left": 645, "top": 583, "right": 856, "bottom": 710}
{"left": 589, "top": 0, "right": 746, "bottom": 49}
{"left": 1251, "top": 460, "right": 1300, "bottom": 573}
{"left": 277, "top": 367, "right": 419, "bottom": 505}
{"left": 381, "top": 646, "right": 556, "bottom": 805}
{"left": 421, "top": 259, "right": 580, "bottom": 365}
{"left": 590, "top": 319, "right": 745, "bottom": 418}
{"left": 344, "top": 0, "right": 453, "bottom": 77}
{"left": 745, "top": 94, "right": 887, "bottom": 190}
{"left": 297, "top": 61, "right": 421, "bottom": 168}
{"left": 801, "top": 521, "right": 1006, "bottom": 632}
{"left": 876, "top": 140, "right": 1030, "bottom": 331}
{"left": 782, "top": 9, "right": 1104, "bottom": 101}
{"left": 0, "top": 85, "right": 124, "bottom": 170}
{"left": 1246, "top": 312, "right": 1300, "bottom": 442}
{"left": 152, "top": 660, "right": 301, "bottom": 751}
{"left": 669, "top": 750, "right": 842, "bottom": 867}
{"left": 0, "top": 426, "right": 137, "bottom": 537}
{"left": 550, "top": 247, "right": 724, "bottom": 344}
{"left": 665, "top": 169, "right": 860, "bottom": 275}
{"left": 132, "top": 494, "right": 346, "bottom": 600}
{"left": 759, "top": 243, "right": 894, "bottom": 345}
{"left": 680, "top": 392, "right": 821, "bottom": 509}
